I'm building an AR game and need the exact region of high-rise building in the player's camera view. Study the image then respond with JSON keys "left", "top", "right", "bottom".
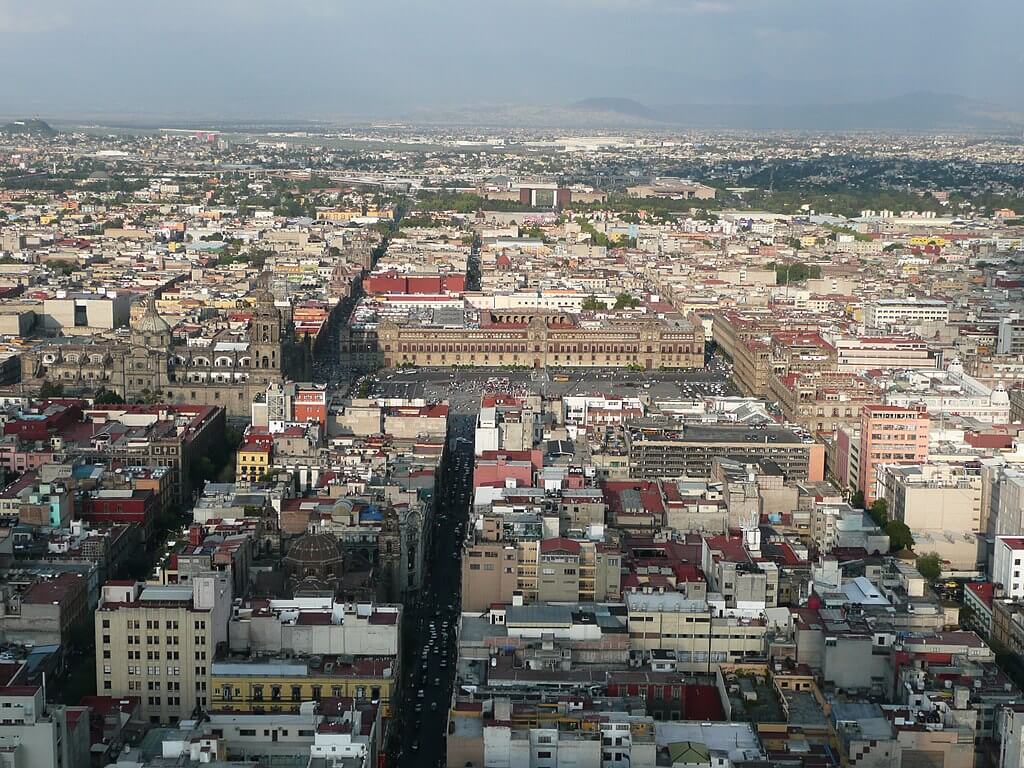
{"left": 857, "top": 405, "right": 930, "bottom": 505}
{"left": 95, "top": 576, "right": 232, "bottom": 724}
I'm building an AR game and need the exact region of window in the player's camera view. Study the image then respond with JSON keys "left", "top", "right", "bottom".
{"left": 239, "top": 729, "right": 256, "bottom": 737}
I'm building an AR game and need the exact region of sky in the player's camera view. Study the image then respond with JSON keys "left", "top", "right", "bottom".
{"left": 1, "top": 0, "right": 1022, "bottom": 121}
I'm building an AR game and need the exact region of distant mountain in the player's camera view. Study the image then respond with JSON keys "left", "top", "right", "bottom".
{"left": 0, "top": 118, "right": 57, "bottom": 138}
{"left": 563, "top": 93, "right": 1024, "bottom": 133}
{"left": 570, "top": 97, "right": 662, "bottom": 122}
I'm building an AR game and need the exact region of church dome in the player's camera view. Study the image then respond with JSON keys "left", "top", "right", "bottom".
{"left": 136, "top": 295, "right": 171, "bottom": 335}
{"left": 284, "top": 532, "right": 344, "bottom": 579}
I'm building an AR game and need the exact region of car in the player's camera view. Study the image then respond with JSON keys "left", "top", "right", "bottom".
{"left": 417, "top": 689, "right": 425, "bottom": 698}
{"left": 415, "top": 703, "right": 423, "bottom": 712}
{"left": 431, "top": 701, "right": 439, "bottom": 711}
{"left": 434, "top": 677, "right": 441, "bottom": 685}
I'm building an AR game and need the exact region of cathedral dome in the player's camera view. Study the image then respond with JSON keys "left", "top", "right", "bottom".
{"left": 284, "top": 532, "right": 344, "bottom": 580}
{"left": 135, "top": 295, "right": 171, "bottom": 338}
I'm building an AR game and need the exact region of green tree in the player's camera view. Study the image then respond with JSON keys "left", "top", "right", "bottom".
{"left": 581, "top": 295, "right": 603, "bottom": 311}
{"left": 851, "top": 489, "right": 865, "bottom": 510}
{"left": 868, "top": 498, "right": 889, "bottom": 526}
{"left": 916, "top": 552, "right": 942, "bottom": 581}
{"left": 94, "top": 388, "right": 125, "bottom": 405}
{"left": 39, "top": 380, "right": 64, "bottom": 398}
{"left": 613, "top": 293, "right": 641, "bottom": 310}
{"left": 885, "top": 520, "right": 915, "bottom": 552}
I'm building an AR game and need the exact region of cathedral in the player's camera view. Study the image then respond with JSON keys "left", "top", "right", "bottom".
{"left": 21, "top": 286, "right": 287, "bottom": 418}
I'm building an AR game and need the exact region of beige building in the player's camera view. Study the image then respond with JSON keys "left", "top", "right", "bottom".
{"left": 881, "top": 464, "right": 982, "bottom": 533}
{"left": 95, "top": 576, "right": 232, "bottom": 724}
{"left": 379, "top": 312, "right": 704, "bottom": 370}
{"left": 625, "top": 592, "right": 766, "bottom": 671}
{"left": 461, "top": 534, "right": 621, "bottom": 612}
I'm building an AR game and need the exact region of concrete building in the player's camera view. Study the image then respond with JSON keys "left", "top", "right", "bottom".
{"left": 626, "top": 422, "right": 825, "bottom": 483}
{"left": 0, "top": 676, "right": 90, "bottom": 768}
{"left": 993, "top": 537, "right": 1024, "bottom": 600}
{"left": 378, "top": 312, "right": 704, "bottom": 370}
{"left": 41, "top": 291, "right": 130, "bottom": 334}
{"left": 624, "top": 592, "right": 766, "bottom": 671}
{"left": 857, "top": 405, "right": 930, "bottom": 505}
{"left": 228, "top": 598, "right": 401, "bottom": 657}
{"left": 864, "top": 297, "right": 950, "bottom": 330}
{"left": 95, "top": 576, "right": 232, "bottom": 724}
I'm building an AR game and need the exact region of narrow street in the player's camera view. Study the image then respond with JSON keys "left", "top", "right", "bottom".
{"left": 391, "top": 410, "right": 475, "bottom": 767}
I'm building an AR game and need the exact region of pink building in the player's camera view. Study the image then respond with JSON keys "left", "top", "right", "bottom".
{"left": 857, "top": 404, "right": 930, "bottom": 505}
{"left": 472, "top": 449, "right": 542, "bottom": 490}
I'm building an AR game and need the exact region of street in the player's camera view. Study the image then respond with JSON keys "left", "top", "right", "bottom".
{"left": 391, "top": 409, "right": 476, "bottom": 767}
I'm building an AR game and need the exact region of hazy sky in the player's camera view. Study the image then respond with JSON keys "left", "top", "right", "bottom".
{"left": 2, "top": 0, "right": 1022, "bottom": 120}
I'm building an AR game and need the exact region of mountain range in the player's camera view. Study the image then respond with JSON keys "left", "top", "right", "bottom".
{"left": 568, "top": 93, "right": 1024, "bottom": 132}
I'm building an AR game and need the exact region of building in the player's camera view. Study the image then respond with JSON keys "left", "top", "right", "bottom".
{"left": 626, "top": 178, "right": 716, "bottom": 200}
{"left": 857, "top": 405, "right": 930, "bottom": 505}
{"left": 997, "top": 317, "right": 1024, "bottom": 355}
{"left": 22, "top": 288, "right": 286, "bottom": 418}
{"left": 834, "top": 336, "right": 939, "bottom": 373}
{"left": 993, "top": 537, "right": 1024, "bottom": 600}
{"left": 378, "top": 312, "right": 704, "bottom": 370}
{"left": 863, "top": 298, "right": 950, "bottom": 330}
{"left": 41, "top": 291, "right": 130, "bottom": 334}
{"left": 461, "top": 535, "right": 621, "bottom": 612}
{"left": 210, "top": 656, "right": 398, "bottom": 717}
{"left": 624, "top": 592, "right": 766, "bottom": 671}
{"left": 0, "top": 671, "right": 90, "bottom": 768}
{"left": 626, "top": 422, "right": 825, "bottom": 483}
{"left": 95, "top": 577, "right": 232, "bottom": 724}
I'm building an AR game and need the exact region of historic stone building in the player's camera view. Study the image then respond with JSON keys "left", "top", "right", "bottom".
{"left": 377, "top": 311, "right": 704, "bottom": 369}
{"left": 21, "top": 288, "right": 286, "bottom": 418}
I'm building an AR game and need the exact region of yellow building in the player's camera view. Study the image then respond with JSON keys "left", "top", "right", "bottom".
{"left": 211, "top": 657, "right": 397, "bottom": 716}
{"left": 236, "top": 440, "right": 271, "bottom": 484}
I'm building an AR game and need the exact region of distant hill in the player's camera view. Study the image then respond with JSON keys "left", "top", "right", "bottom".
{"left": 0, "top": 118, "right": 57, "bottom": 138}
{"left": 563, "top": 93, "right": 1024, "bottom": 133}
{"left": 570, "top": 97, "right": 662, "bottom": 122}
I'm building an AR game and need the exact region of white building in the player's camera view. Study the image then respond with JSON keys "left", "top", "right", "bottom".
{"left": 992, "top": 537, "right": 1024, "bottom": 599}
{"left": 864, "top": 297, "right": 950, "bottom": 330}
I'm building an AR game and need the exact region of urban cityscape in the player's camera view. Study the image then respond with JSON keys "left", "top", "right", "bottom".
{"left": 3, "top": 3, "right": 1024, "bottom": 768}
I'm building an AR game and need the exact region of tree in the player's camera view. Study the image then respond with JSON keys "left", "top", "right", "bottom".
{"left": 614, "top": 293, "right": 641, "bottom": 310}
{"left": 885, "top": 520, "right": 915, "bottom": 552}
{"left": 851, "top": 489, "right": 865, "bottom": 510}
{"left": 581, "top": 295, "right": 603, "bottom": 311}
{"left": 916, "top": 552, "right": 942, "bottom": 581}
{"left": 94, "top": 388, "right": 125, "bottom": 405}
{"left": 868, "top": 498, "right": 889, "bottom": 526}
{"left": 39, "top": 380, "right": 64, "bottom": 398}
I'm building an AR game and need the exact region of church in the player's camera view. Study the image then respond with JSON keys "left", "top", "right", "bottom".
{"left": 21, "top": 286, "right": 287, "bottom": 418}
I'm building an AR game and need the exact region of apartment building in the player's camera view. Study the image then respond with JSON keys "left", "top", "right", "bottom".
{"left": 768, "top": 370, "right": 878, "bottom": 435}
{"left": 625, "top": 592, "right": 766, "bottom": 671}
{"left": 997, "top": 317, "right": 1024, "bottom": 355}
{"left": 625, "top": 422, "right": 825, "bottom": 483}
{"left": 834, "top": 336, "right": 939, "bottom": 373}
{"left": 461, "top": 535, "right": 621, "bottom": 612}
{"left": 0, "top": 676, "right": 90, "bottom": 768}
{"left": 864, "top": 298, "right": 950, "bottom": 330}
{"left": 857, "top": 405, "right": 930, "bottom": 505}
{"left": 881, "top": 464, "right": 982, "bottom": 532}
{"left": 993, "top": 537, "right": 1024, "bottom": 600}
{"left": 95, "top": 576, "right": 232, "bottom": 724}
{"left": 210, "top": 656, "right": 397, "bottom": 717}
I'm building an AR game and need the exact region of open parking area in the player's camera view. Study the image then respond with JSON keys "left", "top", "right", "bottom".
{"left": 369, "top": 356, "right": 738, "bottom": 413}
